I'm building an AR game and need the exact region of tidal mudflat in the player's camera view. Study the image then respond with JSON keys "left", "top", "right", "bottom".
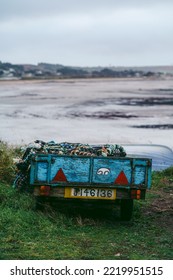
{"left": 0, "top": 77, "right": 173, "bottom": 149}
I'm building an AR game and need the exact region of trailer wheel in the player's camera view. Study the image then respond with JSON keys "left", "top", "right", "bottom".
{"left": 120, "top": 199, "right": 133, "bottom": 221}
{"left": 35, "top": 197, "right": 46, "bottom": 211}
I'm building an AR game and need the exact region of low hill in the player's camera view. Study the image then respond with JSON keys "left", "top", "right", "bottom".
{"left": 0, "top": 61, "right": 173, "bottom": 80}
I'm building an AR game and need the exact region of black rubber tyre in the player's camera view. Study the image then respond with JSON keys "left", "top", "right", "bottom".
{"left": 35, "top": 197, "right": 46, "bottom": 211}
{"left": 120, "top": 199, "right": 134, "bottom": 221}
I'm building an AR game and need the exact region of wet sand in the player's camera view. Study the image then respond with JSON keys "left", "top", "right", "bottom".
{"left": 0, "top": 77, "right": 173, "bottom": 149}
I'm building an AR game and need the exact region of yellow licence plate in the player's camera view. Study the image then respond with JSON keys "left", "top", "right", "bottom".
{"left": 65, "top": 187, "right": 116, "bottom": 200}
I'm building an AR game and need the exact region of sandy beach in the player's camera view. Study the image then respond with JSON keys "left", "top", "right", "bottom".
{"left": 0, "top": 77, "right": 173, "bottom": 149}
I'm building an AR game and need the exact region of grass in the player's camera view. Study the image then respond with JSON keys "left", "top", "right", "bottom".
{"left": 0, "top": 141, "right": 22, "bottom": 184}
{"left": 0, "top": 142, "right": 173, "bottom": 260}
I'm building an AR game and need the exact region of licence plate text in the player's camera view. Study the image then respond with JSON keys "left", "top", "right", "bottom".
{"left": 65, "top": 187, "right": 116, "bottom": 200}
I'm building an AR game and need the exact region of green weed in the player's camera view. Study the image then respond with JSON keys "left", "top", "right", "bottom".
{"left": 0, "top": 141, "right": 21, "bottom": 184}
{"left": 0, "top": 142, "right": 172, "bottom": 259}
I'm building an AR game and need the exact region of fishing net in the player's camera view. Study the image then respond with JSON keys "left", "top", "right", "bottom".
{"left": 13, "top": 140, "right": 126, "bottom": 191}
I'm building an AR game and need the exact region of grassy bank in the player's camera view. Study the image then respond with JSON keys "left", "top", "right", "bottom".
{"left": 0, "top": 142, "right": 173, "bottom": 260}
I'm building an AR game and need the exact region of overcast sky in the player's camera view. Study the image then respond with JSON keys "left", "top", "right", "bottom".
{"left": 0, "top": 0, "right": 173, "bottom": 67}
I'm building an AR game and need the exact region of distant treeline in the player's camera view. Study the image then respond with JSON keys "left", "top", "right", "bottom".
{"left": 0, "top": 61, "right": 164, "bottom": 79}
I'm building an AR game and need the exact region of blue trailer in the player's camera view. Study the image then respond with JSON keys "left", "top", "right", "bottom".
{"left": 29, "top": 151, "right": 152, "bottom": 220}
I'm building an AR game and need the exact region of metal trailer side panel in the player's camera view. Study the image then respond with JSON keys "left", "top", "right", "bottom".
{"left": 30, "top": 155, "right": 151, "bottom": 189}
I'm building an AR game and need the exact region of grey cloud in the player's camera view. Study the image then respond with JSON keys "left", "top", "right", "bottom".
{"left": 1, "top": 0, "right": 173, "bottom": 21}
{"left": 0, "top": 0, "right": 173, "bottom": 66}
